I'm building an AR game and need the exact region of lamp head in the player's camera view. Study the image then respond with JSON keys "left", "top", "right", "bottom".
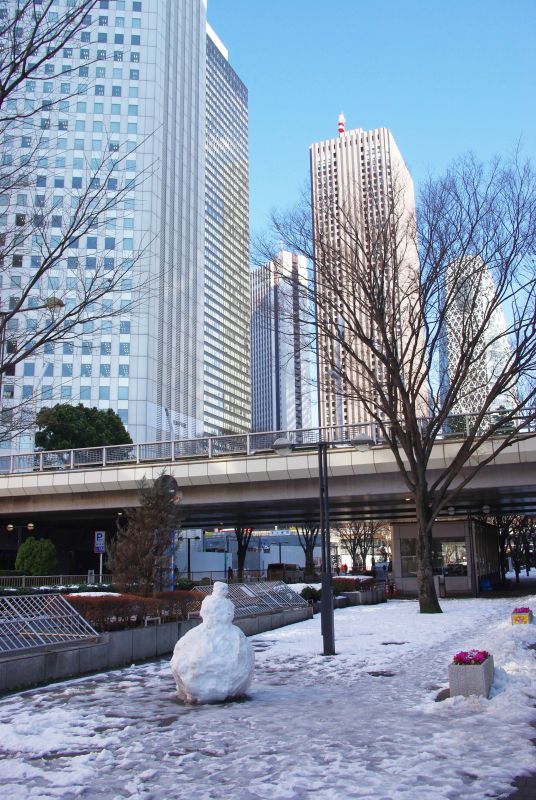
{"left": 272, "top": 437, "right": 294, "bottom": 456}
{"left": 351, "top": 433, "right": 375, "bottom": 452}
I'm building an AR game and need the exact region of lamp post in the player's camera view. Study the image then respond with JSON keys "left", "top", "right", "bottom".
{"left": 273, "top": 432, "right": 374, "bottom": 656}
{"left": 179, "top": 534, "right": 201, "bottom": 580}
{"left": 277, "top": 540, "right": 289, "bottom": 562}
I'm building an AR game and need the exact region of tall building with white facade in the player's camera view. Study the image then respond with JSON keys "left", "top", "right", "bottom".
{"left": 204, "top": 25, "right": 250, "bottom": 435}
{"left": 0, "top": 1, "right": 243, "bottom": 452}
{"left": 310, "top": 120, "right": 419, "bottom": 429}
{"left": 441, "top": 257, "right": 515, "bottom": 415}
{"left": 250, "top": 252, "right": 314, "bottom": 433}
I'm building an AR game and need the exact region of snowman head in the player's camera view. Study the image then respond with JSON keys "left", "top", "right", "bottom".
{"left": 200, "top": 581, "right": 235, "bottom": 626}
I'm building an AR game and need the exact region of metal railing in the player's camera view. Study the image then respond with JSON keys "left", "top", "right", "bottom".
{"left": 0, "top": 573, "right": 113, "bottom": 589}
{"left": 0, "top": 594, "right": 98, "bottom": 653}
{"left": 193, "top": 580, "right": 308, "bottom": 619}
{"left": 0, "top": 413, "right": 532, "bottom": 477}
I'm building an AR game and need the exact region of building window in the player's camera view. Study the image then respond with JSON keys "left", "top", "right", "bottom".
{"left": 99, "top": 386, "right": 110, "bottom": 400}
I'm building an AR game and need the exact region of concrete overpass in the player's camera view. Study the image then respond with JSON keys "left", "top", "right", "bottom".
{"left": 1, "top": 431, "right": 536, "bottom": 530}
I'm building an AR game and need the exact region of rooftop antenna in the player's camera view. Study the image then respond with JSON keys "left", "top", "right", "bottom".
{"left": 338, "top": 113, "right": 346, "bottom": 136}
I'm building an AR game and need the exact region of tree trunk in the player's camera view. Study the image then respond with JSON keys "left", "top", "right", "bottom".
{"left": 304, "top": 542, "right": 315, "bottom": 580}
{"left": 414, "top": 496, "right": 442, "bottom": 613}
{"left": 237, "top": 545, "right": 246, "bottom": 582}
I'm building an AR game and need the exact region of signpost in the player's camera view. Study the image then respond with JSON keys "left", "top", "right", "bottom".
{"left": 94, "top": 531, "right": 106, "bottom": 583}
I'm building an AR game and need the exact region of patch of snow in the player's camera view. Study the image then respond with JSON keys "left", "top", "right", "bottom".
{"left": 65, "top": 592, "right": 121, "bottom": 597}
{"left": 0, "top": 594, "right": 534, "bottom": 799}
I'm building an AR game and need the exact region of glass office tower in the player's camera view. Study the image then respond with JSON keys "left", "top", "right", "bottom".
{"left": 2, "top": 0, "right": 207, "bottom": 450}
{"left": 203, "top": 25, "right": 250, "bottom": 435}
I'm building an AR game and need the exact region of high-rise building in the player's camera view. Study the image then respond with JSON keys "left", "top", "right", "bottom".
{"left": 310, "top": 120, "right": 419, "bottom": 429}
{"left": 2, "top": 1, "right": 251, "bottom": 453}
{"left": 204, "top": 25, "right": 250, "bottom": 435}
{"left": 441, "top": 257, "right": 515, "bottom": 416}
{"left": 250, "top": 252, "right": 314, "bottom": 433}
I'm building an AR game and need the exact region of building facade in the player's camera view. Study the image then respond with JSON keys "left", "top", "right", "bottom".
{"left": 309, "top": 121, "right": 419, "bottom": 429}
{"left": 0, "top": 1, "right": 251, "bottom": 453}
{"left": 250, "top": 252, "right": 314, "bottom": 433}
{"left": 441, "top": 257, "right": 515, "bottom": 417}
{"left": 204, "top": 25, "right": 250, "bottom": 435}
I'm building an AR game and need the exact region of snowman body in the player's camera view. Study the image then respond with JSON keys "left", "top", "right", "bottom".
{"left": 170, "top": 582, "right": 254, "bottom": 703}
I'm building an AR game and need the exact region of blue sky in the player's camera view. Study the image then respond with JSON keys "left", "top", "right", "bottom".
{"left": 207, "top": 0, "right": 536, "bottom": 238}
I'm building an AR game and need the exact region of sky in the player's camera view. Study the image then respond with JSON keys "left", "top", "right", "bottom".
{"left": 207, "top": 0, "right": 536, "bottom": 239}
{"left": 1, "top": 589, "right": 535, "bottom": 798}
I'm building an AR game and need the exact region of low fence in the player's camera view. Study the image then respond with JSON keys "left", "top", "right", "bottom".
{"left": 0, "top": 574, "right": 113, "bottom": 589}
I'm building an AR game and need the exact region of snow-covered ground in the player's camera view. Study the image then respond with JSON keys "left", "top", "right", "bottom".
{"left": 1, "top": 594, "right": 535, "bottom": 800}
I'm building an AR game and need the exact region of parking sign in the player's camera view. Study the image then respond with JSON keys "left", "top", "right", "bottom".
{"left": 94, "top": 531, "right": 106, "bottom": 554}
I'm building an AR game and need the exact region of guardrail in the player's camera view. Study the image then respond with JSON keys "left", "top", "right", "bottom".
{"left": 0, "top": 413, "right": 531, "bottom": 477}
{"left": 0, "top": 573, "right": 114, "bottom": 588}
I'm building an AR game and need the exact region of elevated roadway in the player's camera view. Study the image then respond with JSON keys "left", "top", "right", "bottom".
{"left": 0, "top": 434, "right": 536, "bottom": 529}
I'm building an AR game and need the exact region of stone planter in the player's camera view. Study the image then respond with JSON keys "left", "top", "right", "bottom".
{"left": 448, "top": 655, "right": 494, "bottom": 698}
{"left": 511, "top": 610, "right": 533, "bottom": 625}
{"left": 334, "top": 596, "right": 349, "bottom": 609}
{"left": 359, "top": 589, "right": 374, "bottom": 605}
{"left": 340, "top": 591, "right": 361, "bottom": 606}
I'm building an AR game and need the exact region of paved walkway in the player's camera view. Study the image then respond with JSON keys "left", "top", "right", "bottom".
{"left": 502, "top": 575, "right": 536, "bottom": 799}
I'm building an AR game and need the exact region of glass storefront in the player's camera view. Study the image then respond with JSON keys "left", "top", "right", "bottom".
{"left": 400, "top": 538, "right": 468, "bottom": 577}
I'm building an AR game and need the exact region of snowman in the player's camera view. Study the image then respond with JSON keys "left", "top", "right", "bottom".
{"left": 170, "top": 581, "right": 255, "bottom": 704}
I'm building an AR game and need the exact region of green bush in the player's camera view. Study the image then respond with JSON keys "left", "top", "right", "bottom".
{"left": 0, "top": 569, "right": 24, "bottom": 576}
{"left": 300, "top": 586, "right": 322, "bottom": 602}
{"left": 14, "top": 537, "right": 58, "bottom": 576}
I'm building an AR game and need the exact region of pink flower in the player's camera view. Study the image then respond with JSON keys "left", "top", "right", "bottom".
{"left": 452, "top": 649, "right": 490, "bottom": 665}
{"left": 513, "top": 607, "right": 531, "bottom": 614}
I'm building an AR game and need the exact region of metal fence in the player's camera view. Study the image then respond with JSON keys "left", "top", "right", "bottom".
{"left": 0, "top": 593, "right": 98, "bottom": 653}
{"left": 0, "top": 574, "right": 113, "bottom": 589}
{"left": 193, "top": 581, "right": 308, "bottom": 619}
{"left": 0, "top": 414, "right": 532, "bottom": 477}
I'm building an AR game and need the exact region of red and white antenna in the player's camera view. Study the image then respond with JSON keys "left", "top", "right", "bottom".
{"left": 338, "top": 113, "right": 346, "bottom": 135}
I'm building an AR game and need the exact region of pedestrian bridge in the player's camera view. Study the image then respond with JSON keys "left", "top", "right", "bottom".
{"left": 0, "top": 423, "right": 535, "bottom": 528}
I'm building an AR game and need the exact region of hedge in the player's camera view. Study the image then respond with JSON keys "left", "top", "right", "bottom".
{"left": 66, "top": 591, "right": 204, "bottom": 631}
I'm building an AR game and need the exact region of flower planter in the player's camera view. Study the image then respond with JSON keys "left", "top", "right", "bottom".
{"left": 334, "top": 596, "right": 349, "bottom": 609}
{"left": 340, "top": 591, "right": 362, "bottom": 606}
{"left": 448, "top": 655, "right": 494, "bottom": 698}
{"left": 511, "top": 610, "right": 533, "bottom": 625}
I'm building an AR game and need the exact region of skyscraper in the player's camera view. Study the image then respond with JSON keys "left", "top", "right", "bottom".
{"left": 204, "top": 25, "right": 250, "bottom": 435}
{"left": 2, "top": 1, "right": 251, "bottom": 453}
{"left": 441, "top": 257, "right": 515, "bottom": 417}
{"left": 310, "top": 120, "right": 419, "bottom": 429}
{"left": 250, "top": 252, "right": 314, "bottom": 433}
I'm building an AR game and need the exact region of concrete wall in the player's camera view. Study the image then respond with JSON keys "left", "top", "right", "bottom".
{"left": 0, "top": 606, "right": 312, "bottom": 695}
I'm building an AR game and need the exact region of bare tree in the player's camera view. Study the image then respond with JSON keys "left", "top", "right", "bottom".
{"left": 506, "top": 515, "right": 536, "bottom": 583}
{"left": 0, "top": 1, "right": 149, "bottom": 442}
{"left": 267, "top": 154, "right": 536, "bottom": 613}
{"left": 108, "top": 472, "right": 182, "bottom": 596}
{"left": 296, "top": 524, "right": 319, "bottom": 580}
{"left": 337, "top": 520, "right": 390, "bottom": 573}
{"left": 233, "top": 527, "right": 253, "bottom": 582}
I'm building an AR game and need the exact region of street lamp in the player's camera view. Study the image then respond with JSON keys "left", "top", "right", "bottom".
{"left": 273, "top": 434, "right": 374, "bottom": 656}
{"left": 273, "top": 437, "right": 336, "bottom": 653}
{"left": 179, "top": 534, "right": 201, "bottom": 580}
{"left": 277, "top": 540, "right": 289, "bottom": 562}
